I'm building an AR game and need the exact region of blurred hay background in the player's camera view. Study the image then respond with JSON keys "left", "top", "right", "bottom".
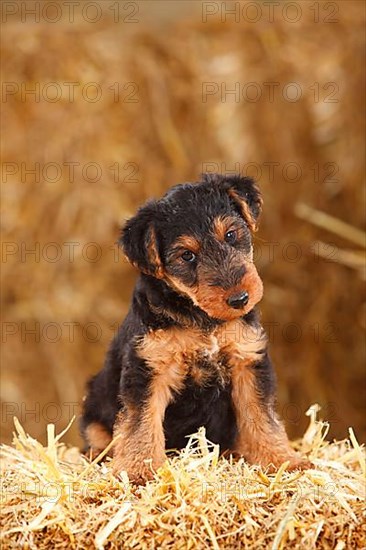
{"left": 1, "top": 0, "right": 365, "bottom": 448}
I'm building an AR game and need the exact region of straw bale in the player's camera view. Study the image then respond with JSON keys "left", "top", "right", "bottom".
{"left": 1, "top": 2, "right": 365, "bottom": 450}
{"left": 1, "top": 407, "right": 365, "bottom": 549}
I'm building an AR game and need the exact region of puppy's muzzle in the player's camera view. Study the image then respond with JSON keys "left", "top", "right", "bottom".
{"left": 226, "top": 291, "right": 249, "bottom": 309}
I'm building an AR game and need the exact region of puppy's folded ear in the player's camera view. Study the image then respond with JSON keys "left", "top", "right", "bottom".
{"left": 120, "top": 202, "right": 164, "bottom": 278}
{"left": 203, "top": 173, "right": 263, "bottom": 231}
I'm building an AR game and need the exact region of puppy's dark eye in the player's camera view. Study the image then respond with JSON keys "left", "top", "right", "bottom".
{"left": 225, "top": 230, "right": 237, "bottom": 244}
{"left": 181, "top": 250, "right": 196, "bottom": 262}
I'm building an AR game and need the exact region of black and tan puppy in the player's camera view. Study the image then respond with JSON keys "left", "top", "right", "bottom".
{"left": 81, "top": 173, "right": 311, "bottom": 483}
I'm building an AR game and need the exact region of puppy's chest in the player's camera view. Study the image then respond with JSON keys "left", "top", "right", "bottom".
{"left": 188, "top": 334, "right": 229, "bottom": 387}
{"left": 138, "top": 320, "right": 266, "bottom": 385}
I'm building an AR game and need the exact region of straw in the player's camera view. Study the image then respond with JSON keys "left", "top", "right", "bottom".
{"left": 1, "top": 406, "right": 365, "bottom": 549}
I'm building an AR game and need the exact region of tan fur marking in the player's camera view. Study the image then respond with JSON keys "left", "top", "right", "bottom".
{"left": 164, "top": 275, "right": 201, "bottom": 308}
{"left": 189, "top": 364, "right": 212, "bottom": 386}
{"left": 212, "top": 215, "right": 240, "bottom": 241}
{"left": 85, "top": 422, "right": 113, "bottom": 458}
{"left": 147, "top": 226, "right": 165, "bottom": 279}
{"left": 228, "top": 188, "right": 262, "bottom": 232}
{"left": 213, "top": 216, "right": 230, "bottom": 241}
{"left": 215, "top": 319, "right": 267, "bottom": 361}
{"left": 174, "top": 235, "right": 201, "bottom": 254}
{"left": 138, "top": 326, "right": 211, "bottom": 370}
{"left": 240, "top": 262, "right": 264, "bottom": 311}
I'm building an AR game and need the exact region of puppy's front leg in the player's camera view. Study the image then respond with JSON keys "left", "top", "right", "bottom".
{"left": 112, "top": 387, "right": 167, "bottom": 484}
{"left": 112, "top": 346, "right": 186, "bottom": 484}
{"left": 231, "top": 355, "right": 312, "bottom": 471}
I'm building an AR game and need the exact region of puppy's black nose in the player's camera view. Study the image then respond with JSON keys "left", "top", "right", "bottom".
{"left": 227, "top": 291, "right": 249, "bottom": 309}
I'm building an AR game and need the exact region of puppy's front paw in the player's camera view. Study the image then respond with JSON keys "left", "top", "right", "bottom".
{"left": 267, "top": 452, "right": 313, "bottom": 472}
{"left": 112, "top": 455, "right": 164, "bottom": 485}
{"left": 285, "top": 455, "right": 313, "bottom": 471}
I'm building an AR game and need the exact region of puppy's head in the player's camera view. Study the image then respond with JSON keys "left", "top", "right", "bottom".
{"left": 121, "top": 173, "right": 263, "bottom": 321}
